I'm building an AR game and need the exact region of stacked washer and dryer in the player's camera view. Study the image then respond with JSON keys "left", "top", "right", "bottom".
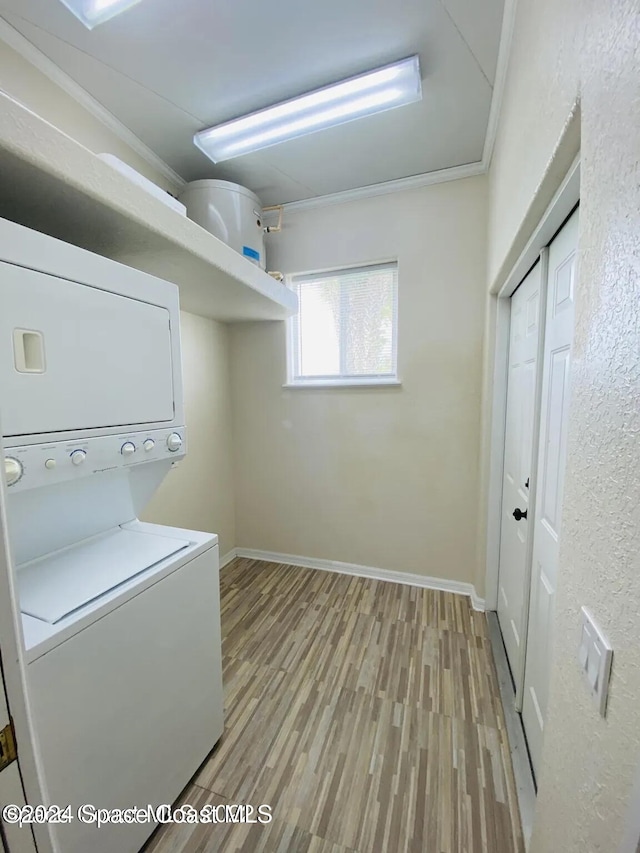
{"left": 0, "top": 217, "right": 224, "bottom": 853}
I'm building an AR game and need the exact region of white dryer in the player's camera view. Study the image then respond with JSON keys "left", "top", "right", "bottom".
{"left": 0, "top": 218, "right": 224, "bottom": 853}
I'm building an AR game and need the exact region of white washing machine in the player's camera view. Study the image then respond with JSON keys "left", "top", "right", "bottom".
{"left": 0, "top": 218, "right": 224, "bottom": 853}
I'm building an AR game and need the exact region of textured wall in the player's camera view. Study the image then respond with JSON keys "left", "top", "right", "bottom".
{"left": 487, "top": 0, "right": 581, "bottom": 285}
{"left": 487, "top": 1, "right": 640, "bottom": 850}
{"left": 143, "top": 312, "right": 236, "bottom": 557}
{"left": 230, "top": 177, "right": 487, "bottom": 584}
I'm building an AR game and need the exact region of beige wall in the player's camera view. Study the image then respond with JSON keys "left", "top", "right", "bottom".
{"left": 230, "top": 176, "right": 487, "bottom": 584}
{"left": 143, "top": 312, "right": 236, "bottom": 557}
{"left": 486, "top": 1, "right": 640, "bottom": 850}
{"left": 0, "top": 38, "right": 180, "bottom": 193}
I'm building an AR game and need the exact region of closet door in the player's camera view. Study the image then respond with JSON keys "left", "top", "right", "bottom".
{"left": 497, "top": 261, "right": 544, "bottom": 690}
{"left": 522, "top": 208, "right": 579, "bottom": 778}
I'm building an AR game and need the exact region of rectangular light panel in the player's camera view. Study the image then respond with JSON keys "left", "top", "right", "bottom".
{"left": 195, "top": 56, "right": 422, "bottom": 164}
{"left": 59, "top": 0, "right": 144, "bottom": 29}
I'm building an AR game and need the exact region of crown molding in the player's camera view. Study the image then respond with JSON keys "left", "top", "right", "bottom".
{"left": 482, "top": 0, "right": 518, "bottom": 169}
{"left": 279, "top": 0, "right": 517, "bottom": 213}
{"left": 0, "top": 1, "right": 516, "bottom": 210}
{"left": 281, "top": 161, "right": 486, "bottom": 213}
{"left": 0, "top": 15, "right": 185, "bottom": 191}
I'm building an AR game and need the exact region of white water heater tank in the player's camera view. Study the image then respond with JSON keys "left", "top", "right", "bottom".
{"left": 179, "top": 179, "right": 266, "bottom": 270}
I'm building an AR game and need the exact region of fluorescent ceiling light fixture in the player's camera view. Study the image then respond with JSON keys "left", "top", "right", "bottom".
{"left": 59, "top": 0, "right": 144, "bottom": 29}
{"left": 195, "top": 56, "right": 422, "bottom": 164}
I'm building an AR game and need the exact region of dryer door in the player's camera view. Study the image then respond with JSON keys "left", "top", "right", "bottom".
{"left": 1, "top": 263, "right": 175, "bottom": 437}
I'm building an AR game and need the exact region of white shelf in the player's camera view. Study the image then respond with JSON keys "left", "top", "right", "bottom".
{"left": 0, "top": 91, "right": 297, "bottom": 322}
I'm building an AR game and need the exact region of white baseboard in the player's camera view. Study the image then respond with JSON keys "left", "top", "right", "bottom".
{"left": 471, "top": 588, "right": 486, "bottom": 612}
{"left": 228, "top": 547, "right": 485, "bottom": 611}
{"left": 220, "top": 548, "right": 238, "bottom": 569}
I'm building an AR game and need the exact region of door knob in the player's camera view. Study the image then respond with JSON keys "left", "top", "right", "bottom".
{"left": 513, "top": 508, "right": 528, "bottom": 521}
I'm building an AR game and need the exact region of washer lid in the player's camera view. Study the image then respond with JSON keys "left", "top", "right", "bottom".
{"left": 18, "top": 528, "right": 189, "bottom": 624}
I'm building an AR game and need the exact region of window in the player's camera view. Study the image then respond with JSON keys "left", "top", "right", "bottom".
{"left": 287, "top": 262, "right": 399, "bottom": 387}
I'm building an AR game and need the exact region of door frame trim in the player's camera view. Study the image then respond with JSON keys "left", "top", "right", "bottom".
{"left": 484, "top": 156, "right": 581, "bottom": 618}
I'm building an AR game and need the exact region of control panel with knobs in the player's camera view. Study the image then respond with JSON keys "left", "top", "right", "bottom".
{"left": 70, "top": 450, "right": 87, "bottom": 466}
{"left": 3, "top": 427, "right": 186, "bottom": 494}
{"left": 167, "top": 433, "right": 183, "bottom": 452}
{"left": 4, "top": 457, "right": 23, "bottom": 486}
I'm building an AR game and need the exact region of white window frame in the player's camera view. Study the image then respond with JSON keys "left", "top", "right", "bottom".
{"left": 284, "top": 260, "right": 400, "bottom": 389}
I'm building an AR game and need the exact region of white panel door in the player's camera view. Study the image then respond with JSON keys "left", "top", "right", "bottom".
{"left": 0, "top": 263, "right": 175, "bottom": 437}
{"left": 497, "top": 261, "right": 544, "bottom": 688}
{"left": 522, "top": 208, "right": 579, "bottom": 777}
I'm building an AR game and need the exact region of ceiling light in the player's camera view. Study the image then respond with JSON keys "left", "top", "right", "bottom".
{"left": 59, "top": 0, "right": 144, "bottom": 29}
{"left": 194, "top": 56, "right": 422, "bottom": 164}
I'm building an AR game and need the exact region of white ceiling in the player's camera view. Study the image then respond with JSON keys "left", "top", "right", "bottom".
{"left": 0, "top": 0, "right": 504, "bottom": 205}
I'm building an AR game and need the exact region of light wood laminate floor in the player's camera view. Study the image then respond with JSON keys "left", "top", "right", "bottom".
{"left": 146, "top": 558, "right": 524, "bottom": 853}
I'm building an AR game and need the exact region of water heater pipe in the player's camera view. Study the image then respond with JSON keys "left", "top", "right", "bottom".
{"left": 263, "top": 204, "right": 283, "bottom": 234}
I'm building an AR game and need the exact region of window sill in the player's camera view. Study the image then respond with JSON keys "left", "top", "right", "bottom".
{"left": 282, "top": 379, "right": 402, "bottom": 390}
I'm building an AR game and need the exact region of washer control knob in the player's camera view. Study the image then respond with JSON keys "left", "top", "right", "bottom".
{"left": 167, "top": 433, "right": 183, "bottom": 452}
{"left": 121, "top": 441, "right": 136, "bottom": 457}
{"left": 45, "top": 458, "right": 56, "bottom": 471}
{"left": 4, "top": 457, "right": 23, "bottom": 486}
{"left": 71, "top": 450, "right": 87, "bottom": 466}
{"left": 143, "top": 439, "right": 155, "bottom": 452}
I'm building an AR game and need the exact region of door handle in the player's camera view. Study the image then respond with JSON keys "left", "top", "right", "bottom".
{"left": 513, "top": 508, "right": 528, "bottom": 521}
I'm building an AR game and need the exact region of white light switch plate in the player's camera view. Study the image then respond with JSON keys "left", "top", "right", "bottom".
{"left": 578, "top": 606, "right": 613, "bottom": 716}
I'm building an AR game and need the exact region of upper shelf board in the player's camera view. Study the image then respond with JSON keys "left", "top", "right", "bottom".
{"left": 0, "top": 90, "right": 297, "bottom": 322}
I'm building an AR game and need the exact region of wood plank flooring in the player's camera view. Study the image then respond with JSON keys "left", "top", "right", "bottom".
{"left": 145, "top": 559, "right": 524, "bottom": 853}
